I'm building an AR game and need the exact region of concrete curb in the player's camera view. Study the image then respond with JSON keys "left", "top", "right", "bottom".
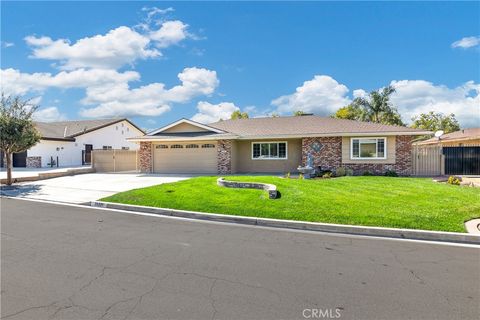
{"left": 0, "top": 167, "right": 95, "bottom": 185}
{"left": 90, "top": 201, "right": 480, "bottom": 245}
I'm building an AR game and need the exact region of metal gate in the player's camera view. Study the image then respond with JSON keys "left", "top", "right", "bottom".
{"left": 443, "top": 146, "right": 480, "bottom": 175}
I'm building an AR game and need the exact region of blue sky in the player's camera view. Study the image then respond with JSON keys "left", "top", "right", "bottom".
{"left": 1, "top": 1, "right": 479, "bottom": 130}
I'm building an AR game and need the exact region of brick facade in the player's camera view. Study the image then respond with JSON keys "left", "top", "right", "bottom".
{"left": 301, "top": 135, "right": 413, "bottom": 176}
{"left": 26, "top": 156, "right": 41, "bottom": 168}
{"left": 302, "top": 137, "right": 342, "bottom": 169}
{"left": 139, "top": 141, "right": 152, "bottom": 173}
{"left": 217, "top": 140, "right": 232, "bottom": 174}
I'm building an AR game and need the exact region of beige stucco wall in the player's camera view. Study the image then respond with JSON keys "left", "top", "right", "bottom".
{"left": 231, "top": 141, "right": 238, "bottom": 173}
{"left": 162, "top": 122, "right": 211, "bottom": 133}
{"left": 341, "top": 136, "right": 396, "bottom": 164}
{"left": 234, "top": 139, "right": 302, "bottom": 173}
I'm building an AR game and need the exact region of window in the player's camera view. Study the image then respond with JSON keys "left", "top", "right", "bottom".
{"left": 186, "top": 144, "right": 199, "bottom": 148}
{"left": 171, "top": 144, "right": 183, "bottom": 149}
{"left": 156, "top": 145, "right": 168, "bottom": 149}
{"left": 102, "top": 146, "right": 112, "bottom": 150}
{"left": 351, "top": 138, "right": 386, "bottom": 159}
{"left": 252, "top": 142, "right": 287, "bottom": 159}
{"left": 121, "top": 147, "right": 129, "bottom": 150}
{"left": 202, "top": 144, "right": 215, "bottom": 148}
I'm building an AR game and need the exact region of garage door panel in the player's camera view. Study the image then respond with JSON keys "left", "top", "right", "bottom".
{"left": 153, "top": 143, "right": 217, "bottom": 173}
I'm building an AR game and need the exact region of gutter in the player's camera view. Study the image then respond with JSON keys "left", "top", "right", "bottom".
{"left": 127, "top": 131, "right": 432, "bottom": 142}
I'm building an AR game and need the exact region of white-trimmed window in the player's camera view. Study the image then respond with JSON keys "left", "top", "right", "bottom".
{"left": 252, "top": 142, "right": 287, "bottom": 160}
{"left": 351, "top": 138, "right": 386, "bottom": 159}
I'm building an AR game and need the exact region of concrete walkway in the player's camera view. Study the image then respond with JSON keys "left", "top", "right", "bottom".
{"left": 0, "top": 173, "right": 191, "bottom": 203}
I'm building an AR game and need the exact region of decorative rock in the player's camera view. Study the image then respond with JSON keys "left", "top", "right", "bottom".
{"left": 26, "top": 156, "right": 41, "bottom": 168}
{"left": 217, "top": 177, "right": 278, "bottom": 199}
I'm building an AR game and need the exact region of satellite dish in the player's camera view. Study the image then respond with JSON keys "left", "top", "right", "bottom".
{"left": 434, "top": 130, "right": 444, "bottom": 138}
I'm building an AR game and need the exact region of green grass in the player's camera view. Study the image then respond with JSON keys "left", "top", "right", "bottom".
{"left": 101, "top": 176, "right": 480, "bottom": 233}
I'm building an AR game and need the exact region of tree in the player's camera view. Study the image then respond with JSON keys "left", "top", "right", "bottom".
{"left": 0, "top": 95, "right": 41, "bottom": 185}
{"left": 293, "top": 110, "right": 306, "bottom": 116}
{"left": 411, "top": 111, "right": 460, "bottom": 134}
{"left": 230, "top": 110, "right": 249, "bottom": 120}
{"left": 332, "top": 85, "right": 405, "bottom": 126}
{"left": 332, "top": 104, "right": 363, "bottom": 120}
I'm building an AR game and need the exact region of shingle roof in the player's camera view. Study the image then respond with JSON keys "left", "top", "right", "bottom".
{"left": 417, "top": 128, "right": 480, "bottom": 145}
{"left": 35, "top": 118, "right": 141, "bottom": 140}
{"left": 208, "top": 115, "right": 429, "bottom": 137}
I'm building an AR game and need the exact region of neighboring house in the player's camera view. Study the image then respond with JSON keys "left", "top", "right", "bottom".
{"left": 415, "top": 128, "right": 480, "bottom": 147}
{"left": 2, "top": 118, "right": 144, "bottom": 168}
{"left": 129, "top": 115, "right": 430, "bottom": 175}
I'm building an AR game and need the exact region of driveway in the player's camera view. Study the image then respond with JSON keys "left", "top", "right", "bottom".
{"left": 2, "top": 198, "right": 479, "bottom": 320}
{"left": 0, "top": 173, "right": 191, "bottom": 203}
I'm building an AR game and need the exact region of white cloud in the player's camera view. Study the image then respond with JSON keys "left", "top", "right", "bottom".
{"left": 79, "top": 67, "right": 219, "bottom": 118}
{"left": 149, "top": 20, "right": 189, "bottom": 48}
{"left": 353, "top": 89, "right": 367, "bottom": 99}
{"left": 0, "top": 68, "right": 140, "bottom": 95}
{"left": 451, "top": 36, "right": 480, "bottom": 49}
{"left": 33, "top": 107, "right": 67, "bottom": 122}
{"left": 1, "top": 41, "right": 14, "bottom": 48}
{"left": 271, "top": 75, "right": 351, "bottom": 115}
{"left": 390, "top": 80, "right": 480, "bottom": 128}
{"left": 25, "top": 27, "right": 161, "bottom": 70}
{"left": 191, "top": 101, "right": 239, "bottom": 123}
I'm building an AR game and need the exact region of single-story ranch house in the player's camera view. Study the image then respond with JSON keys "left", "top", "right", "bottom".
{"left": 415, "top": 128, "right": 480, "bottom": 147}
{"left": 1, "top": 118, "right": 144, "bottom": 168}
{"left": 129, "top": 115, "right": 431, "bottom": 175}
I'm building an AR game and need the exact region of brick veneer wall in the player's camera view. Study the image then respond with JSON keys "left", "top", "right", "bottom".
{"left": 26, "top": 156, "right": 41, "bottom": 168}
{"left": 301, "top": 135, "right": 413, "bottom": 176}
{"left": 217, "top": 140, "right": 232, "bottom": 174}
{"left": 139, "top": 141, "right": 152, "bottom": 173}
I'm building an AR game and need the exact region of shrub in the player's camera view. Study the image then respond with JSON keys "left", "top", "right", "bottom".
{"left": 285, "top": 172, "right": 291, "bottom": 179}
{"left": 362, "top": 171, "right": 374, "bottom": 176}
{"left": 299, "top": 173, "right": 304, "bottom": 180}
{"left": 345, "top": 168, "right": 354, "bottom": 176}
{"left": 322, "top": 172, "right": 334, "bottom": 179}
{"left": 384, "top": 170, "right": 398, "bottom": 177}
{"left": 447, "top": 176, "right": 461, "bottom": 185}
{"left": 336, "top": 167, "right": 346, "bottom": 177}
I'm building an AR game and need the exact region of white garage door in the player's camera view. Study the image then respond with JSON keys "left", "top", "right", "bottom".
{"left": 153, "top": 142, "right": 217, "bottom": 174}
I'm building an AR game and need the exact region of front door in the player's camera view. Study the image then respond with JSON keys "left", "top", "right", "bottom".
{"left": 83, "top": 144, "right": 93, "bottom": 165}
{"left": 13, "top": 151, "right": 27, "bottom": 167}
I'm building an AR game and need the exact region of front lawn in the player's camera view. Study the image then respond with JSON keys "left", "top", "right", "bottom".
{"left": 101, "top": 176, "right": 480, "bottom": 232}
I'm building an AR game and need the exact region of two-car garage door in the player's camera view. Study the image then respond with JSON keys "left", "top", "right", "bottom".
{"left": 153, "top": 142, "right": 217, "bottom": 174}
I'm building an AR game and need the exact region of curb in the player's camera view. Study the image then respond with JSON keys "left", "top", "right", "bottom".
{"left": 90, "top": 201, "right": 480, "bottom": 245}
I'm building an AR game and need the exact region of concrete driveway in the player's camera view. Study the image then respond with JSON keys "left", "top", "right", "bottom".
{"left": 0, "top": 173, "right": 191, "bottom": 203}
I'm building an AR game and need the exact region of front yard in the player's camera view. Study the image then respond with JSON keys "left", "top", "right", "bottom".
{"left": 101, "top": 176, "right": 480, "bottom": 233}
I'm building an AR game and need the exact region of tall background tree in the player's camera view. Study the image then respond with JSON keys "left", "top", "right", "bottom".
{"left": 0, "top": 95, "right": 41, "bottom": 185}
{"left": 411, "top": 111, "right": 460, "bottom": 134}
{"left": 293, "top": 110, "right": 306, "bottom": 116}
{"left": 333, "top": 85, "right": 404, "bottom": 126}
{"left": 230, "top": 110, "right": 249, "bottom": 120}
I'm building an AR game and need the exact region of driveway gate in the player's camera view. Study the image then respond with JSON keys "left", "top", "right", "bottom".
{"left": 443, "top": 146, "right": 480, "bottom": 175}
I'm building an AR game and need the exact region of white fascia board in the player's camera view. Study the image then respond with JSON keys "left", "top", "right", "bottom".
{"left": 147, "top": 118, "right": 225, "bottom": 135}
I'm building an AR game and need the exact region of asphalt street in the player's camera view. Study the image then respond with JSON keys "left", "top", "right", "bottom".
{"left": 1, "top": 198, "right": 479, "bottom": 320}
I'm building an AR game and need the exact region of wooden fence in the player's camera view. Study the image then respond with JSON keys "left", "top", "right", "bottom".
{"left": 92, "top": 149, "right": 138, "bottom": 173}
{"left": 412, "top": 145, "right": 444, "bottom": 176}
